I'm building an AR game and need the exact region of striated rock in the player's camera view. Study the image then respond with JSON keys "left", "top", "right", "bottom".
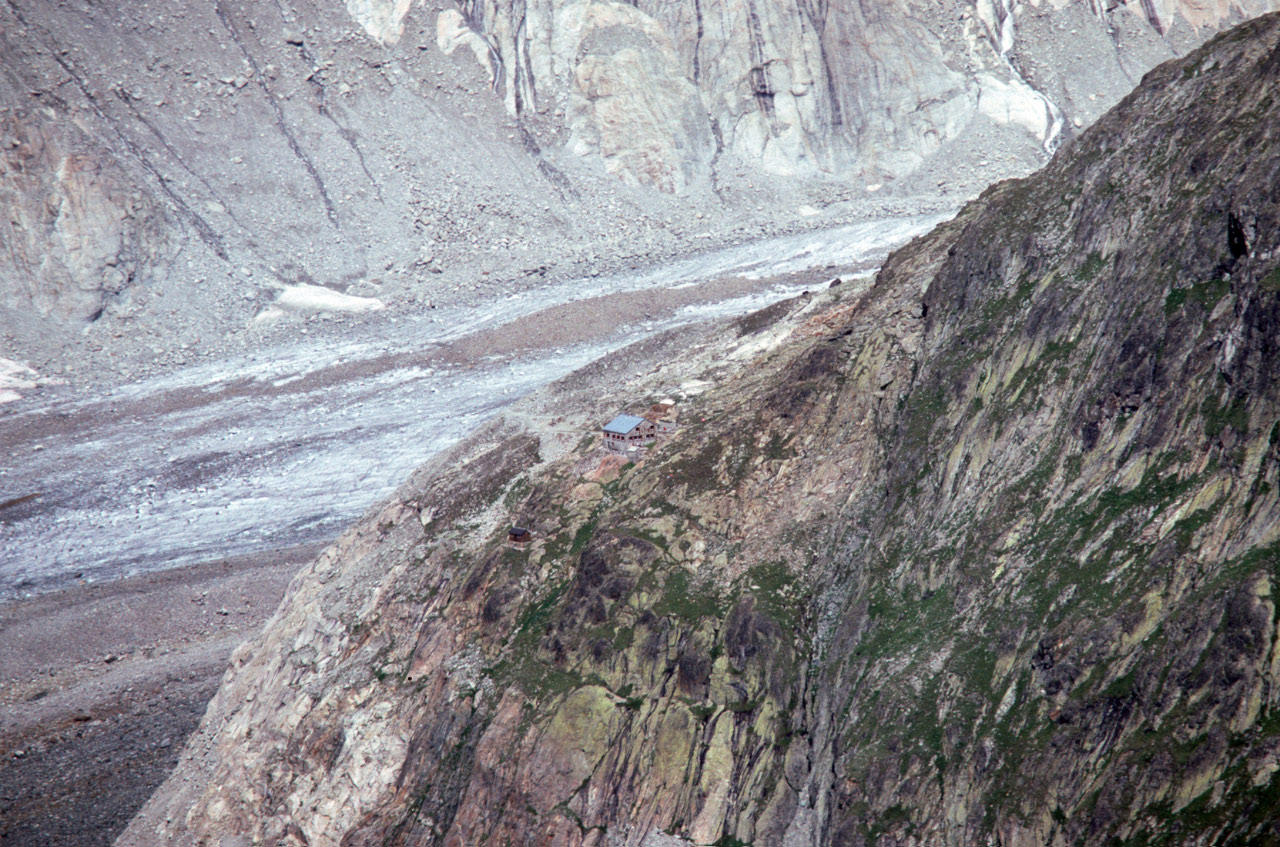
{"left": 429, "top": 0, "right": 1279, "bottom": 189}
{"left": 552, "top": 1, "right": 714, "bottom": 193}
{"left": 0, "top": 110, "right": 168, "bottom": 322}
{"left": 436, "top": 9, "right": 498, "bottom": 85}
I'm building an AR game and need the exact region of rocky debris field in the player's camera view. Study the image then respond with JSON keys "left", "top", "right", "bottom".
{"left": 0, "top": 546, "right": 315, "bottom": 847}
{"left": 1, "top": 663, "right": 219, "bottom": 847}
{"left": 0, "top": 0, "right": 974, "bottom": 397}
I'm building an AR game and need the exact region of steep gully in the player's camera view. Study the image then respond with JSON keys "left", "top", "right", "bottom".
{"left": 984, "top": 0, "right": 1064, "bottom": 153}
{"left": 0, "top": 214, "right": 944, "bottom": 601}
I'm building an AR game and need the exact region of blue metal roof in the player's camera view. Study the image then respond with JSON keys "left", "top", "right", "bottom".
{"left": 603, "top": 414, "right": 645, "bottom": 434}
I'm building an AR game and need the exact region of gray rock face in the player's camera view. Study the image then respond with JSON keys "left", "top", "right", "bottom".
{"left": 403, "top": 0, "right": 1279, "bottom": 188}
{"left": 0, "top": 0, "right": 745, "bottom": 369}
{"left": 0, "top": 109, "right": 169, "bottom": 322}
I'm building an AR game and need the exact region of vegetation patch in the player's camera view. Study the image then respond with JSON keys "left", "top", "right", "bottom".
{"left": 740, "top": 561, "right": 809, "bottom": 638}
{"left": 570, "top": 519, "right": 598, "bottom": 555}
{"left": 764, "top": 431, "right": 797, "bottom": 461}
{"left": 898, "top": 385, "right": 949, "bottom": 457}
{"left": 1262, "top": 266, "right": 1280, "bottom": 292}
{"left": 1003, "top": 340, "right": 1078, "bottom": 409}
{"left": 1075, "top": 251, "right": 1107, "bottom": 283}
{"left": 856, "top": 582, "right": 954, "bottom": 661}
{"left": 507, "top": 580, "right": 570, "bottom": 654}
{"left": 1201, "top": 388, "right": 1249, "bottom": 438}
{"left": 654, "top": 567, "right": 724, "bottom": 623}
{"left": 1164, "top": 277, "right": 1230, "bottom": 315}
{"left": 666, "top": 438, "right": 725, "bottom": 495}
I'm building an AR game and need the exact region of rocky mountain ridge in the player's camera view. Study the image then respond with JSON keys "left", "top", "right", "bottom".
{"left": 120, "top": 13, "right": 1280, "bottom": 847}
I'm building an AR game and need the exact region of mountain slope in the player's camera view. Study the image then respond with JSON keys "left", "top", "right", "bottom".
{"left": 4, "top": 0, "right": 1277, "bottom": 381}
{"left": 810, "top": 15, "right": 1280, "bottom": 842}
{"left": 121, "top": 13, "right": 1280, "bottom": 847}
{"left": 0, "top": 0, "right": 786, "bottom": 375}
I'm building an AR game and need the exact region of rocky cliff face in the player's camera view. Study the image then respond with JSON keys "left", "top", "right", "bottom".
{"left": 372, "top": 0, "right": 1278, "bottom": 189}
{"left": 0, "top": 0, "right": 623, "bottom": 327}
{"left": 122, "top": 13, "right": 1280, "bottom": 847}
{"left": 0, "top": 109, "right": 169, "bottom": 322}
{"left": 0, "top": 0, "right": 787, "bottom": 374}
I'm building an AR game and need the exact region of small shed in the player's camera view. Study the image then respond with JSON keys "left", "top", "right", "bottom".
{"left": 508, "top": 526, "right": 532, "bottom": 545}
{"left": 644, "top": 400, "right": 678, "bottom": 436}
{"left": 603, "top": 413, "right": 654, "bottom": 451}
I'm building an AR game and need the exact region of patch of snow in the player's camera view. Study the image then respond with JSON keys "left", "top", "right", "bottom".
{"left": 253, "top": 305, "right": 288, "bottom": 325}
{"left": 0, "top": 358, "right": 63, "bottom": 404}
{"left": 977, "top": 73, "right": 1053, "bottom": 141}
{"left": 276, "top": 284, "right": 386, "bottom": 313}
